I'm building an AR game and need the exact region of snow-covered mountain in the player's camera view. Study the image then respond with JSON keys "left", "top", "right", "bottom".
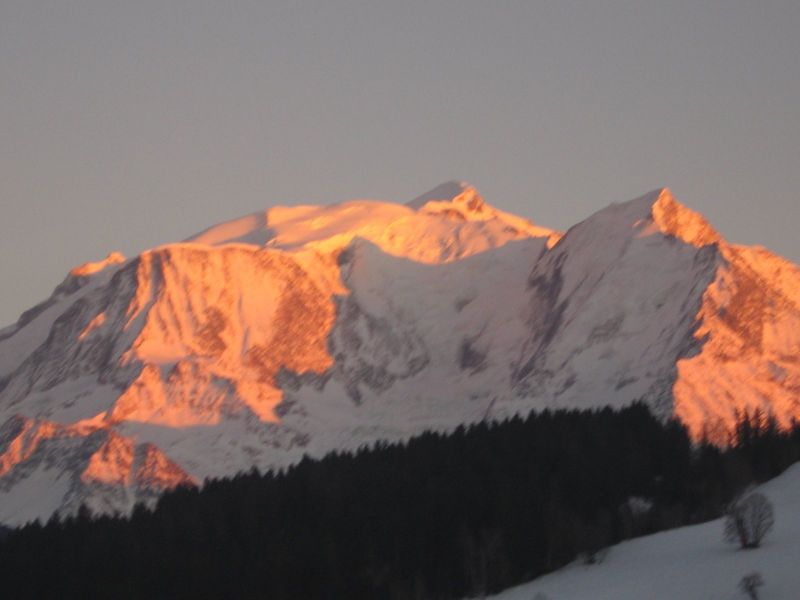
{"left": 0, "top": 182, "right": 798, "bottom": 523}
{"left": 487, "top": 462, "right": 800, "bottom": 600}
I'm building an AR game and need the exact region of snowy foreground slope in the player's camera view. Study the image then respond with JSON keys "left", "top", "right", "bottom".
{"left": 0, "top": 182, "right": 799, "bottom": 523}
{"left": 487, "top": 463, "right": 800, "bottom": 600}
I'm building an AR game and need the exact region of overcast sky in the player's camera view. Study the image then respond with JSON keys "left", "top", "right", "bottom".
{"left": 2, "top": 1, "right": 799, "bottom": 327}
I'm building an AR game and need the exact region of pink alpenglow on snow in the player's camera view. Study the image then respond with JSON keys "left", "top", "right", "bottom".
{"left": 0, "top": 183, "right": 798, "bottom": 523}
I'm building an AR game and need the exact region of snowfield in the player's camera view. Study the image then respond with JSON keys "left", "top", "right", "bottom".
{"left": 488, "top": 463, "right": 800, "bottom": 600}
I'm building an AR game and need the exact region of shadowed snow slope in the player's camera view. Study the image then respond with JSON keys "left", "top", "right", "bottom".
{"left": 487, "top": 463, "right": 800, "bottom": 600}
{"left": 0, "top": 183, "right": 798, "bottom": 523}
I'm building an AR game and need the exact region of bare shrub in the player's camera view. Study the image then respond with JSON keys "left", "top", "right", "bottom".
{"left": 724, "top": 492, "right": 774, "bottom": 549}
{"left": 738, "top": 571, "right": 764, "bottom": 600}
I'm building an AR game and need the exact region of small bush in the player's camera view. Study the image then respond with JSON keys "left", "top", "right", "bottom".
{"left": 738, "top": 571, "right": 764, "bottom": 600}
{"left": 724, "top": 492, "right": 774, "bottom": 549}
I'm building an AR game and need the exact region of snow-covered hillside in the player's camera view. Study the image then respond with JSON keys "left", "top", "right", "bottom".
{"left": 488, "top": 463, "right": 800, "bottom": 600}
{"left": 0, "top": 182, "right": 799, "bottom": 523}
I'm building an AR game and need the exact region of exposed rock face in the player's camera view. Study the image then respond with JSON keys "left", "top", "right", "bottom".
{"left": 0, "top": 415, "right": 193, "bottom": 523}
{"left": 0, "top": 183, "right": 798, "bottom": 523}
{"left": 673, "top": 243, "right": 800, "bottom": 439}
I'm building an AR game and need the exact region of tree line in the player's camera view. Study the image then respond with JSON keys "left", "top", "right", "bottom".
{"left": 0, "top": 404, "right": 798, "bottom": 599}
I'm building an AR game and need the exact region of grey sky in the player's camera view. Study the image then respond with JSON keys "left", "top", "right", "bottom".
{"left": 2, "top": 1, "right": 799, "bottom": 327}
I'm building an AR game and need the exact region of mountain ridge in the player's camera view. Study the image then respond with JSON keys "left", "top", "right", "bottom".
{"left": 0, "top": 183, "right": 798, "bottom": 523}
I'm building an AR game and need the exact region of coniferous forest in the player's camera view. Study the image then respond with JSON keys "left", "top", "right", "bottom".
{"left": 1, "top": 404, "right": 799, "bottom": 600}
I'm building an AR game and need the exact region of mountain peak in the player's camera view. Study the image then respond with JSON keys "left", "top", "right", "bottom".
{"left": 69, "top": 251, "right": 126, "bottom": 277}
{"left": 604, "top": 188, "right": 721, "bottom": 248}
{"left": 406, "top": 181, "right": 556, "bottom": 241}
{"left": 406, "top": 181, "right": 482, "bottom": 211}
{"left": 650, "top": 188, "right": 721, "bottom": 247}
